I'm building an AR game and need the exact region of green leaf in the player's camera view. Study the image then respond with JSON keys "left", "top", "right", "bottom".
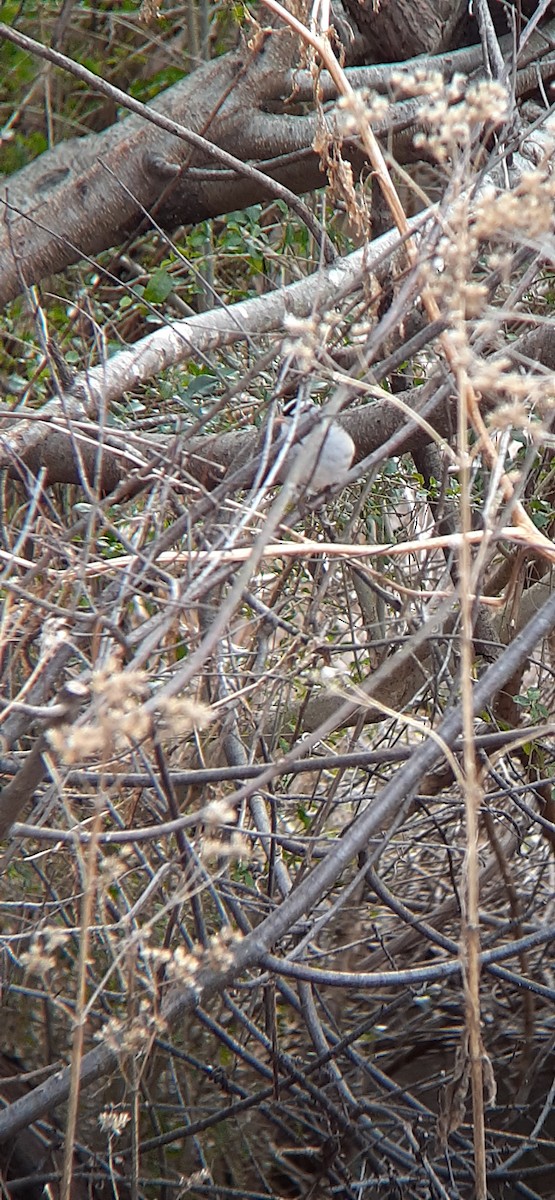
{"left": 177, "top": 375, "right": 218, "bottom": 405}
{"left": 143, "top": 269, "right": 174, "bottom": 303}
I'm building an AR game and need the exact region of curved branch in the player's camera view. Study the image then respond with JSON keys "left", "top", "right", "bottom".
{"left": 0, "top": 218, "right": 419, "bottom": 478}
{"left": 285, "top": 19, "right": 555, "bottom": 101}
{"left": 0, "top": 22, "right": 334, "bottom": 307}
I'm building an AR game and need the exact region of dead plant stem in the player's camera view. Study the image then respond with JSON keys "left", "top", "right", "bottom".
{"left": 457, "top": 364, "right": 487, "bottom": 1199}
{"left": 60, "top": 807, "right": 102, "bottom": 1200}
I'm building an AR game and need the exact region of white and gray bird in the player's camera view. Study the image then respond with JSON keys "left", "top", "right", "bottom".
{"left": 277, "top": 400, "right": 355, "bottom": 496}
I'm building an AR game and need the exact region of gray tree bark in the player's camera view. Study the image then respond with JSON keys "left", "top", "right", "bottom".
{"left": 341, "top": 0, "right": 472, "bottom": 60}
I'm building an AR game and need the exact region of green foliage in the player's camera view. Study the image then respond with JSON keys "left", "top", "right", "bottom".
{"left": 128, "top": 64, "right": 184, "bottom": 102}
{"left": 529, "top": 495, "right": 553, "bottom": 529}
{"left": 514, "top": 686, "right": 550, "bottom": 723}
{"left": 143, "top": 268, "right": 175, "bottom": 304}
{"left": 175, "top": 369, "right": 220, "bottom": 409}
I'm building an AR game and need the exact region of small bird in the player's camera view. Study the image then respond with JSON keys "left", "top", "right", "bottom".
{"left": 278, "top": 399, "right": 355, "bottom": 496}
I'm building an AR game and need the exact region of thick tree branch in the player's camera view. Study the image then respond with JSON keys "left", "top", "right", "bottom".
{"left": 0, "top": 219, "right": 419, "bottom": 479}
{"left": 0, "top": 22, "right": 334, "bottom": 307}
{"left": 1, "top": 15, "right": 553, "bottom": 308}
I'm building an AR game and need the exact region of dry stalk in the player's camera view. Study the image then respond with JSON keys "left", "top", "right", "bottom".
{"left": 60, "top": 807, "right": 102, "bottom": 1200}
{"left": 457, "top": 354, "right": 487, "bottom": 1199}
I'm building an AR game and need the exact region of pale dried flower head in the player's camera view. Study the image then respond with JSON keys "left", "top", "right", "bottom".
{"left": 390, "top": 67, "right": 445, "bottom": 99}
{"left": 488, "top": 401, "right": 530, "bottom": 432}
{"left": 152, "top": 695, "right": 211, "bottom": 736}
{"left": 473, "top": 169, "right": 555, "bottom": 241}
{"left": 178, "top": 1168, "right": 212, "bottom": 1194}
{"left": 202, "top": 798, "right": 237, "bottom": 827}
{"left": 20, "top": 935, "right": 57, "bottom": 979}
{"left": 204, "top": 929, "right": 242, "bottom": 972}
{"left": 141, "top": 946, "right": 173, "bottom": 966}
{"left": 44, "top": 928, "right": 69, "bottom": 951}
{"left": 416, "top": 79, "right": 509, "bottom": 162}
{"left": 283, "top": 313, "right": 319, "bottom": 367}
{"left": 101, "top": 1006, "right": 167, "bottom": 1055}
{"left": 365, "top": 93, "right": 390, "bottom": 124}
{"left": 461, "top": 282, "right": 488, "bottom": 318}
{"left": 91, "top": 660, "right": 149, "bottom": 705}
{"left": 199, "top": 836, "right": 228, "bottom": 862}
{"left": 200, "top": 832, "right": 249, "bottom": 863}
{"left": 165, "top": 950, "right": 201, "bottom": 987}
{"left": 99, "top": 1106, "right": 131, "bottom": 1137}
{"left": 472, "top": 362, "right": 553, "bottom": 404}
{"left": 337, "top": 88, "right": 375, "bottom": 133}
{"left": 464, "top": 79, "right": 509, "bottom": 126}
{"left": 47, "top": 657, "right": 210, "bottom": 765}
